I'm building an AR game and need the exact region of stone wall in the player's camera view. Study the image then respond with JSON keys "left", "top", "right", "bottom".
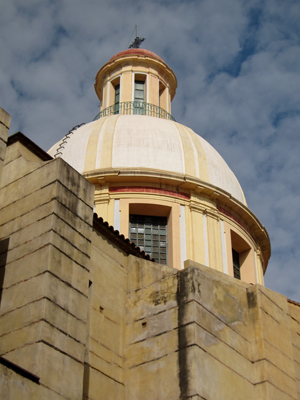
{"left": 0, "top": 135, "right": 94, "bottom": 399}
{"left": 0, "top": 131, "right": 299, "bottom": 400}
{"left": 124, "top": 259, "right": 300, "bottom": 400}
{"left": 289, "top": 300, "right": 300, "bottom": 398}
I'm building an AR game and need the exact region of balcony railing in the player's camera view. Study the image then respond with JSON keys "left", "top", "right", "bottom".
{"left": 93, "top": 101, "right": 175, "bottom": 121}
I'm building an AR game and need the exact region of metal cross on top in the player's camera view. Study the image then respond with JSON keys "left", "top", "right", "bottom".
{"left": 129, "top": 25, "right": 145, "bottom": 49}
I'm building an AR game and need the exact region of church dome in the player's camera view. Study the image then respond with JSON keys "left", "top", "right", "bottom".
{"left": 48, "top": 114, "right": 246, "bottom": 205}
{"left": 47, "top": 48, "right": 270, "bottom": 277}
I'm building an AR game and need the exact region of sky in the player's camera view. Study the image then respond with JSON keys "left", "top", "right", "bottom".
{"left": 1, "top": 0, "right": 300, "bottom": 301}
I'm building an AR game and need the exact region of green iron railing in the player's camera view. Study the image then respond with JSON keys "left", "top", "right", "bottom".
{"left": 93, "top": 101, "right": 175, "bottom": 121}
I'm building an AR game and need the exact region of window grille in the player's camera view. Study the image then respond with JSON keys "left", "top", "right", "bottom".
{"left": 232, "top": 249, "right": 241, "bottom": 279}
{"left": 114, "top": 84, "right": 120, "bottom": 114}
{"left": 129, "top": 214, "right": 167, "bottom": 265}
{"left": 134, "top": 80, "right": 145, "bottom": 115}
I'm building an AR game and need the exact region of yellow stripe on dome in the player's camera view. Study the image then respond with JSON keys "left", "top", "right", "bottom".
{"left": 184, "top": 126, "right": 210, "bottom": 182}
{"left": 174, "top": 123, "right": 197, "bottom": 177}
{"left": 84, "top": 118, "right": 106, "bottom": 172}
{"left": 98, "top": 115, "right": 119, "bottom": 169}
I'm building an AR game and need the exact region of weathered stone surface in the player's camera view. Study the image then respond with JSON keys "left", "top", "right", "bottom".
{"left": 125, "top": 353, "right": 180, "bottom": 400}
{"left": 1, "top": 134, "right": 300, "bottom": 400}
{"left": 191, "top": 345, "right": 254, "bottom": 400}
{"left": 85, "top": 365, "right": 124, "bottom": 400}
{"left": 0, "top": 107, "right": 11, "bottom": 129}
{"left": 126, "top": 306, "right": 177, "bottom": 345}
{"left": 126, "top": 329, "right": 178, "bottom": 368}
{"left": 0, "top": 363, "right": 38, "bottom": 400}
{"left": 0, "top": 299, "right": 45, "bottom": 337}
{"left": 90, "top": 308, "right": 123, "bottom": 356}
{"left": 44, "top": 298, "right": 86, "bottom": 344}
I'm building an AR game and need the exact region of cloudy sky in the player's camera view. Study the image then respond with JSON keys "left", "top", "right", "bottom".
{"left": 1, "top": 0, "right": 300, "bottom": 300}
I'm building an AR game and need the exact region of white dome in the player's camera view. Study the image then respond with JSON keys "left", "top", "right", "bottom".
{"left": 49, "top": 115, "right": 246, "bottom": 205}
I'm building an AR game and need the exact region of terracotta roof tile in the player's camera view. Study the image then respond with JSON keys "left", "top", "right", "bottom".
{"left": 93, "top": 213, "right": 154, "bottom": 262}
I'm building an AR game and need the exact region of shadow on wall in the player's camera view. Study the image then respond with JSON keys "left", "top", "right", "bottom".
{"left": 0, "top": 238, "right": 9, "bottom": 306}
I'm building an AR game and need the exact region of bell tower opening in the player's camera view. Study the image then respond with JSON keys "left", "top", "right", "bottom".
{"left": 134, "top": 74, "right": 146, "bottom": 114}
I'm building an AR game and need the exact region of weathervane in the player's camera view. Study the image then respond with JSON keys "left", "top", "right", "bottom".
{"left": 128, "top": 25, "right": 145, "bottom": 49}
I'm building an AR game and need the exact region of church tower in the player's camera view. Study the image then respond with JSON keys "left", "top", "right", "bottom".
{"left": 49, "top": 48, "right": 270, "bottom": 284}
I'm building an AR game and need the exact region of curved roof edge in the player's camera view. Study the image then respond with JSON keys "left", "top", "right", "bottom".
{"left": 109, "top": 48, "right": 163, "bottom": 62}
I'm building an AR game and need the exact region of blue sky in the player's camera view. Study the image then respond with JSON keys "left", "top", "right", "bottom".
{"left": 1, "top": 0, "right": 300, "bottom": 300}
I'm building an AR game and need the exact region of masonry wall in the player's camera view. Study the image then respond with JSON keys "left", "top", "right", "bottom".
{"left": 289, "top": 301, "right": 300, "bottom": 399}
{"left": 124, "top": 259, "right": 300, "bottom": 400}
{"left": 0, "top": 129, "right": 300, "bottom": 400}
{"left": 82, "top": 229, "right": 129, "bottom": 400}
{"left": 0, "top": 138, "right": 94, "bottom": 399}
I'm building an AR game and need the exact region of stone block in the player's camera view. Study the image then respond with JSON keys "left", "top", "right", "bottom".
{"left": 1, "top": 243, "right": 88, "bottom": 296}
{"left": 54, "top": 158, "right": 94, "bottom": 206}
{"left": 191, "top": 322, "right": 254, "bottom": 382}
{"left": 54, "top": 179, "right": 93, "bottom": 224}
{"left": 4, "top": 213, "right": 90, "bottom": 261}
{"left": 86, "top": 365, "right": 124, "bottom": 400}
{"left": 44, "top": 272, "right": 88, "bottom": 322}
{"left": 89, "top": 336, "right": 123, "bottom": 371}
{"left": 0, "top": 182, "right": 57, "bottom": 226}
{"left": 260, "top": 308, "right": 294, "bottom": 359}
{"left": 0, "top": 363, "right": 38, "bottom": 400}
{"left": 1, "top": 151, "right": 43, "bottom": 188}
{"left": 259, "top": 286, "right": 290, "bottom": 323}
{"left": 125, "top": 329, "right": 178, "bottom": 369}
{"left": 127, "top": 256, "right": 177, "bottom": 293}
{"left": 91, "top": 228, "right": 128, "bottom": 267}
{"left": 0, "top": 299, "right": 45, "bottom": 337}
{"left": 44, "top": 299, "right": 86, "bottom": 344}
{"left": 266, "top": 380, "right": 298, "bottom": 400}
{"left": 289, "top": 302, "right": 300, "bottom": 323}
{"left": 0, "top": 161, "right": 60, "bottom": 209}
{"left": 125, "top": 274, "right": 178, "bottom": 323}
{"left": 90, "top": 308, "right": 123, "bottom": 356}
{"left": 254, "top": 359, "right": 297, "bottom": 399}
{"left": 125, "top": 352, "right": 180, "bottom": 400}
{"left": 263, "top": 339, "right": 297, "bottom": 382}
{"left": 54, "top": 199, "right": 92, "bottom": 241}
{"left": 258, "top": 285, "right": 288, "bottom": 311}
{"left": 89, "top": 350, "right": 123, "bottom": 384}
{"left": 180, "top": 265, "right": 251, "bottom": 341}
{"left": 0, "top": 272, "right": 48, "bottom": 315}
{"left": 296, "top": 375, "right": 300, "bottom": 399}
{"left": 1, "top": 320, "right": 84, "bottom": 364}
{"left": 126, "top": 307, "right": 177, "bottom": 345}
{"left": 292, "top": 343, "right": 300, "bottom": 364}
{"left": 90, "top": 259, "right": 126, "bottom": 323}
{"left": 0, "top": 229, "right": 51, "bottom": 268}
{"left": 0, "top": 107, "right": 11, "bottom": 129}
{"left": 1, "top": 271, "right": 87, "bottom": 322}
{"left": 0, "top": 136, "right": 7, "bottom": 161}
{"left": 38, "top": 342, "right": 84, "bottom": 399}
{"left": 4, "top": 342, "right": 41, "bottom": 378}
{"left": 190, "top": 299, "right": 251, "bottom": 360}
{"left": 0, "top": 200, "right": 55, "bottom": 240}
{"left": 190, "top": 345, "right": 254, "bottom": 400}
{"left": 290, "top": 318, "right": 300, "bottom": 349}
{"left": 51, "top": 230, "right": 90, "bottom": 269}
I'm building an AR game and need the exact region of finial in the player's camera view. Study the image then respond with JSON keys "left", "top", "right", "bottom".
{"left": 128, "top": 25, "right": 145, "bottom": 49}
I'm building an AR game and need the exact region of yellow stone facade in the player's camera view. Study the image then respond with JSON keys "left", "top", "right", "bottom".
{"left": 0, "top": 108, "right": 300, "bottom": 399}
